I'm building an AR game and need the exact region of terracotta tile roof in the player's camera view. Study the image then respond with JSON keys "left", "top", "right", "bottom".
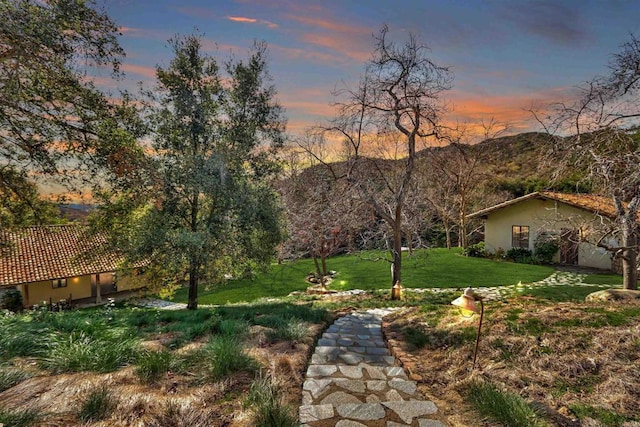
{"left": 467, "top": 191, "right": 640, "bottom": 221}
{"left": 0, "top": 225, "right": 122, "bottom": 287}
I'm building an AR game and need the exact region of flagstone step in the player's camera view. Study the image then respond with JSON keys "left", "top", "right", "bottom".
{"left": 299, "top": 400, "right": 444, "bottom": 425}
{"left": 299, "top": 309, "right": 447, "bottom": 426}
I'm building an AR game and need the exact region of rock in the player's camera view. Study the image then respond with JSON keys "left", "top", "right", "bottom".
{"left": 585, "top": 289, "right": 640, "bottom": 302}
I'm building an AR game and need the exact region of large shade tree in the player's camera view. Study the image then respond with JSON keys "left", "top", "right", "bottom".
{"left": 535, "top": 34, "right": 640, "bottom": 290}
{"left": 0, "top": 0, "right": 140, "bottom": 230}
{"left": 110, "top": 35, "right": 286, "bottom": 309}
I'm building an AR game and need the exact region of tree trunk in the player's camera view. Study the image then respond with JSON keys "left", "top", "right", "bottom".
{"left": 391, "top": 220, "right": 402, "bottom": 298}
{"left": 622, "top": 221, "right": 638, "bottom": 290}
{"left": 442, "top": 217, "right": 451, "bottom": 249}
{"left": 312, "top": 253, "right": 321, "bottom": 277}
{"left": 459, "top": 207, "right": 468, "bottom": 248}
{"left": 187, "top": 261, "right": 198, "bottom": 310}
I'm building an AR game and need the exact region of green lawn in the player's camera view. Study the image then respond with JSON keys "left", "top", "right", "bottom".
{"left": 171, "top": 248, "right": 555, "bottom": 305}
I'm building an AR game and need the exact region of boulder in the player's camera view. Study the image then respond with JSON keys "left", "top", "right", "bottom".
{"left": 585, "top": 289, "right": 640, "bottom": 302}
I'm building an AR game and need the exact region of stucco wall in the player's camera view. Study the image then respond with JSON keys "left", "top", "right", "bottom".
{"left": 22, "top": 275, "right": 92, "bottom": 306}
{"left": 19, "top": 270, "right": 146, "bottom": 307}
{"left": 483, "top": 198, "right": 612, "bottom": 270}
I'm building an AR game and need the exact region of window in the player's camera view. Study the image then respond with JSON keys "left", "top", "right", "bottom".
{"left": 52, "top": 278, "right": 67, "bottom": 288}
{"left": 512, "top": 226, "right": 530, "bottom": 248}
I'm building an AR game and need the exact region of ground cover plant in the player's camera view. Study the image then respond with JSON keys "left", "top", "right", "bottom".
{"left": 0, "top": 301, "right": 330, "bottom": 426}
{"left": 172, "top": 248, "right": 556, "bottom": 305}
{"left": 383, "top": 289, "right": 640, "bottom": 426}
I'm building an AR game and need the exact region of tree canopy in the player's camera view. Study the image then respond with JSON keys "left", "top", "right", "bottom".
{"left": 0, "top": 0, "right": 142, "bottom": 230}
{"left": 99, "top": 35, "right": 286, "bottom": 309}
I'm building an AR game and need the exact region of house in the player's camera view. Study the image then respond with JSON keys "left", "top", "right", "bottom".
{"left": 467, "top": 191, "right": 634, "bottom": 271}
{"left": 0, "top": 225, "right": 145, "bottom": 307}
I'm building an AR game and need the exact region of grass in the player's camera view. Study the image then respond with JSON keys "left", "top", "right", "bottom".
{"left": 570, "top": 404, "right": 636, "bottom": 426}
{"left": 41, "top": 330, "right": 139, "bottom": 373}
{"left": 244, "top": 375, "right": 297, "bottom": 427}
{"left": 203, "top": 334, "right": 257, "bottom": 380}
{"left": 0, "top": 407, "right": 42, "bottom": 427}
{"left": 136, "top": 350, "right": 173, "bottom": 383}
{"left": 171, "top": 248, "right": 554, "bottom": 305}
{"left": 77, "top": 385, "right": 117, "bottom": 422}
{"left": 467, "top": 381, "right": 549, "bottom": 427}
{"left": 517, "top": 284, "right": 614, "bottom": 302}
{"left": 0, "top": 366, "right": 32, "bottom": 392}
{"left": 583, "top": 273, "right": 624, "bottom": 285}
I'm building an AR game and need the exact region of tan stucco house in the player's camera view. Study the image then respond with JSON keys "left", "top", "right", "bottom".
{"left": 467, "top": 191, "right": 632, "bottom": 271}
{"left": 0, "top": 225, "right": 145, "bottom": 307}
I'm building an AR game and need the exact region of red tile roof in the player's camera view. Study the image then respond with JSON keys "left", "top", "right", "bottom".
{"left": 0, "top": 225, "right": 122, "bottom": 287}
{"left": 468, "top": 191, "right": 640, "bottom": 221}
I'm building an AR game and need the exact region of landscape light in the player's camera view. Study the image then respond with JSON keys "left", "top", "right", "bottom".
{"left": 451, "top": 287, "right": 484, "bottom": 370}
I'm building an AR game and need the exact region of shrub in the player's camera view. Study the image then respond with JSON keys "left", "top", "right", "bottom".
{"left": 244, "top": 375, "right": 297, "bottom": 427}
{"left": 0, "top": 289, "right": 23, "bottom": 312}
{"left": 77, "top": 385, "right": 117, "bottom": 422}
{"left": 0, "top": 407, "right": 42, "bottom": 427}
{"left": 533, "top": 237, "right": 559, "bottom": 264}
{"left": 463, "top": 242, "right": 486, "bottom": 258}
{"left": 505, "top": 247, "right": 533, "bottom": 264}
{"left": 467, "top": 381, "right": 549, "bottom": 427}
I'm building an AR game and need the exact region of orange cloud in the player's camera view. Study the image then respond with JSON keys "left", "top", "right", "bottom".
{"left": 228, "top": 16, "right": 256, "bottom": 23}
{"left": 227, "top": 16, "right": 279, "bottom": 28}
{"left": 445, "top": 86, "right": 577, "bottom": 137}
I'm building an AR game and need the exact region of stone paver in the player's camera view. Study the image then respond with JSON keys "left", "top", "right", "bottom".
{"left": 299, "top": 308, "right": 446, "bottom": 426}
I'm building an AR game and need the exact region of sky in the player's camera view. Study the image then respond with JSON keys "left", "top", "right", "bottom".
{"left": 98, "top": 0, "right": 639, "bottom": 138}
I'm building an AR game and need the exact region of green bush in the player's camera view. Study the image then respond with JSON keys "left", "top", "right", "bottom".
{"left": 463, "top": 242, "right": 486, "bottom": 258}
{"left": 505, "top": 247, "right": 533, "bottom": 264}
{"left": 0, "top": 289, "right": 23, "bottom": 312}
{"left": 77, "top": 385, "right": 117, "bottom": 422}
{"left": 533, "top": 237, "right": 559, "bottom": 264}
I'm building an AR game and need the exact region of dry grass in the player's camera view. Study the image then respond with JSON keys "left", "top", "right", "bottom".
{"left": 0, "top": 314, "right": 325, "bottom": 426}
{"left": 384, "top": 298, "right": 640, "bottom": 427}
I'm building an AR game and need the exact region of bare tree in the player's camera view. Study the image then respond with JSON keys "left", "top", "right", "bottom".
{"left": 420, "top": 120, "right": 508, "bottom": 248}
{"left": 279, "top": 158, "right": 369, "bottom": 288}
{"left": 534, "top": 34, "right": 640, "bottom": 290}
{"left": 300, "top": 25, "right": 452, "bottom": 294}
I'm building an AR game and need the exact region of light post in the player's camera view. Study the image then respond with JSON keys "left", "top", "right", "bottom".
{"left": 451, "top": 287, "right": 484, "bottom": 370}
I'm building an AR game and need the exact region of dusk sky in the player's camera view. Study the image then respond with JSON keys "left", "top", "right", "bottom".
{"left": 101, "top": 0, "right": 640, "bottom": 137}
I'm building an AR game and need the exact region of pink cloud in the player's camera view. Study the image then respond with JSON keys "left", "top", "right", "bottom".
{"left": 285, "top": 14, "right": 371, "bottom": 62}
{"left": 445, "top": 86, "right": 578, "bottom": 135}
{"left": 121, "top": 63, "right": 157, "bottom": 79}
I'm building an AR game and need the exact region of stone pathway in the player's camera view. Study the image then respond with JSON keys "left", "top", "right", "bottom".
{"left": 300, "top": 308, "right": 446, "bottom": 427}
